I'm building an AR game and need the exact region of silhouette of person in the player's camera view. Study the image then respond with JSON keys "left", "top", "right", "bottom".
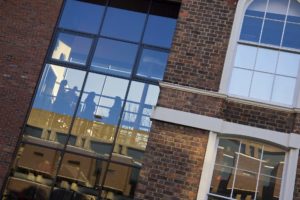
{"left": 80, "top": 92, "right": 96, "bottom": 120}
{"left": 66, "top": 86, "right": 78, "bottom": 113}
{"left": 53, "top": 79, "right": 68, "bottom": 114}
{"left": 106, "top": 96, "right": 122, "bottom": 125}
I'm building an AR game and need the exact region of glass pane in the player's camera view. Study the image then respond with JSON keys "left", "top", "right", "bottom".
{"left": 50, "top": 187, "right": 98, "bottom": 200}
{"left": 114, "top": 83, "right": 159, "bottom": 164}
{"left": 101, "top": 0, "right": 148, "bottom": 42}
{"left": 57, "top": 153, "right": 107, "bottom": 189}
{"left": 207, "top": 195, "right": 229, "bottom": 200}
{"left": 249, "top": 72, "right": 273, "bottom": 101}
{"left": 59, "top": 0, "right": 105, "bottom": 34}
{"left": 52, "top": 33, "right": 92, "bottom": 65}
{"left": 266, "top": 0, "right": 289, "bottom": 20}
{"left": 234, "top": 45, "right": 257, "bottom": 69}
{"left": 25, "top": 64, "right": 85, "bottom": 146}
{"left": 261, "top": 20, "right": 284, "bottom": 46}
{"left": 237, "top": 139, "right": 262, "bottom": 173}
{"left": 2, "top": 144, "right": 60, "bottom": 200}
{"left": 71, "top": 74, "right": 129, "bottom": 157}
{"left": 246, "top": 0, "right": 267, "bottom": 17}
{"left": 100, "top": 161, "right": 140, "bottom": 200}
{"left": 240, "top": 16, "right": 263, "bottom": 42}
{"left": 91, "top": 38, "right": 138, "bottom": 77}
{"left": 232, "top": 170, "right": 257, "bottom": 200}
{"left": 228, "top": 68, "right": 252, "bottom": 97}
{"left": 137, "top": 49, "right": 168, "bottom": 80}
{"left": 287, "top": 0, "right": 300, "bottom": 23}
{"left": 216, "top": 138, "right": 240, "bottom": 168}
{"left": 271, "top": 76, "right": 296, "bottom": 105}
{"left": 276, "top": 51, "right": 300, "bottom": 77}
{"left": 256, "top": 175, "right": 281, "bottom": 200}
{"left": 210, "top": 165, "right": 234, "bottom": 197}
{"left": 255, "top": 48, "right": 278, "bottom": 73}
{"left": 282, "top": 22, "right": 300, "bottom": 50}
{"left": 261, "top": 145, "right": 285, "bottom": 178}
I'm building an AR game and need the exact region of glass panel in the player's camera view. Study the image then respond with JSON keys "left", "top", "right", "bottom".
{"left": 52, "top": 33, "right": 93, "bottom": 65}
{"left": 143, "top": 0, "right": 179, "bottom": 48}
{"left": 50, "top": 187, "right": 98, "bottom": 200}
{"left": 266, "top": 0, "right": 289, "bottom": 20}
{"left": 228, "top": 68, "right": 252, "bottom": 97}
{"left": 240, "top": 16, "right": 263, "bottom": 43}
{"left": 249, "top": 72, "right": 273, "bottom": 101}
{"left": 207, "top": 195, "right": 229, "bottom": 200}
{"left": 237, "top": 139, "right": 262, "bottom": 173}
{"left": 287, "top": 0, "right": 300, "bottom": 23}
{"left": 215, "top": 138, "right": 240, "bottom": 168}
{"left": 57, "top": 153, "right": 107, "bottom": 189}
{"left": 114, "top": 83, "right": 159, "bottom": 164}
{"left": 209, "top": 165, "right": 234, "bottom": 198}
{"left": 59, "top": 0, "right": 105, "bottom": 34}
{"left": 136, "top": 49, "right": 168, "bottom": 80}
{"left": 246, "top": 0, "right": 267, "bottom": 17}
{"left": 256, "top": 175, "right": 281, "bottom": 200}
{"left": 232, "top": 170, "right": 257, "bottom": 200}
{"left": 282, "top": 22, "right": 300, "bottom": 50}
{"left": 234, "top": 45, "right": 257, "bottom": 69}
{"left": 255, "top": 48, "right": 278, "bottom": 73}
{"left": 260, "top": 20, "right": 284, "bottom": 46}
{"left": 261, "top": 144, "right": 285, "bottom": 178}
{"left": 271, "top": 76, "right": 296, "bottom": 105}
{"left": 2, "top": 144, "right": 60, "bottom": 200}
{"left": 101, "top": 160, "right": 139, "bottom": 199}
{"left": 101, "top": 0, "right": 148, "bottom": 42}
{"left": 91, "top": 38, "right": 138, "bottom": 77}
{"left": 276, "top": 51, "right": 300, "bottom": 77}
{"left": 71, "top": 74, "right": 129, "bottom": 157}
{"left": 25, "top": 64, "right": 85, "bottom": 147}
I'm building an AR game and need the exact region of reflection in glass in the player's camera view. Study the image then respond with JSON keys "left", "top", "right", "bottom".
{"left": 271, "top": 76, "right": 296, "bottom": 105}
{"left": 210, "top": 165, "right": 233, "bottom": 197}
{"left": 2, "top": 144, "right": 60, "bottom": 200}
{"left": 52, "top": 33, "right": 92, "bottom": 65}
{"left": 215, "top": 139, "right": 240, "bottom": 167}
{"left": 282, "top": 23, "right": 300, "bottom": 50}
{"left": 101, "top": 0, "right": 147, "bottom": 42}
{"left": 261, "top": 145, "right": 285, "bottom": 178}
{"left": 91, "top": 38, "right": 138, "bottom": 77}
{"left": 59, "top": 0, "right": 105, "bottom": 34}
{"left": 276, "top": 52, "right": 300, "bottom": 77}
{"left": 113, "top": 82, "right": 159, "bottom": 164}
{"left": 249, "top": 72, "right": 273, "bottom": 101}
{"left": 256, "top": 175, "right": 281, "bottom": 200}
{"left": 25, "top": 64, "right": 85, "bottom": 146}
{"left": 287, "top": 0, "right": 300, "bottom": 23}
{"left": 255, "top": 48, "right": 278, "bottom": 73}
{"left": 246, "top": 0, "right": 267, "bottom": 17}
{"left": 137, "top": 49, "right": 168, "bottom": 80}
{"left": 70, "top": 74, "right": 128, "bottom": 157}
{"left": 266, "top": 0, "right": 288, "bottom": 20}
{"left": 228, "top": 68, "right": 252, "bottom": 97}
{"left": 240, "top": 16, "right": 263, "bottom": 42}
{"left": 232, "top": 170, "right": 257, "bottom": 200}
{"left": 234, "top": 45, "right": 257, "bottom": 69}
{"left": 261, "top": 20, "right": 284, "bottom": 46}
{"left": 237, "top": 140, "right": 262, "bottom": 173}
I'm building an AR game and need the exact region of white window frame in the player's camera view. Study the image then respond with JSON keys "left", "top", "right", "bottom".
{"left": 219, "top": 0, "right": 300, "bottom": 109}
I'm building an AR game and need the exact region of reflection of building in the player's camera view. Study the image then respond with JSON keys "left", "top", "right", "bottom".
{"left": 1, "top": 0, "right": 300, "bottom": 200}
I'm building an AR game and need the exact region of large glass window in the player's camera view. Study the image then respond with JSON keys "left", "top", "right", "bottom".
{"left": 2, "top": 0, "right": 180, "bottom": 199}
{"left": 229, "top": 0, "right": 300, "bottom": 106}
{"left": 209, "top": 138, "right": 285, "bottom": 200}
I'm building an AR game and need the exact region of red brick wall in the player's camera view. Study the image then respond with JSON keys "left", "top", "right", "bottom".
{"left": 0, "top": 0, "right": 62, "bottom": 188}
{"left": 135, "top": 121, "right": 209, "bottom": 200}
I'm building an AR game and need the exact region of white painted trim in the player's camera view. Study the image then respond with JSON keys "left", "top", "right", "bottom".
{"left": 151, "top": 106, "right": 300, "bottom": 149}
{"left": 196, "top": 132, "right": 218, "bottom": 200}
{"left": 219, "top": 0, "right": 252, "bottom": 94}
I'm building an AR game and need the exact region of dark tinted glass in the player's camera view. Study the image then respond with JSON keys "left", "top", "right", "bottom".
{"left": 52, "top": 33, "right": 93, "bottom": 65}
{"left": 240, "top": 16, "right": 263, "bottom": 42}
{"left": 137, "top": 49, "right": 168, "bottom": 80}
{"left": 101, "top": 0, "right": 149, "bottom": 42}
{"left": 283, "top": 23, "right": 300, "bottom": 50}
{"left": 59, "top": 0, "right": 106, "bottom": 34}
{"left": 260, "top": 20, "right": 284, "bottom": 46}
{"left": 91, "top": 38, "right": 138, "bottom": 77}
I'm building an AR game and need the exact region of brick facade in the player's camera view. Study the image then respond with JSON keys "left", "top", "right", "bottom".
{"left": 0, "top": 0, "right": 62, "bottom": 189}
